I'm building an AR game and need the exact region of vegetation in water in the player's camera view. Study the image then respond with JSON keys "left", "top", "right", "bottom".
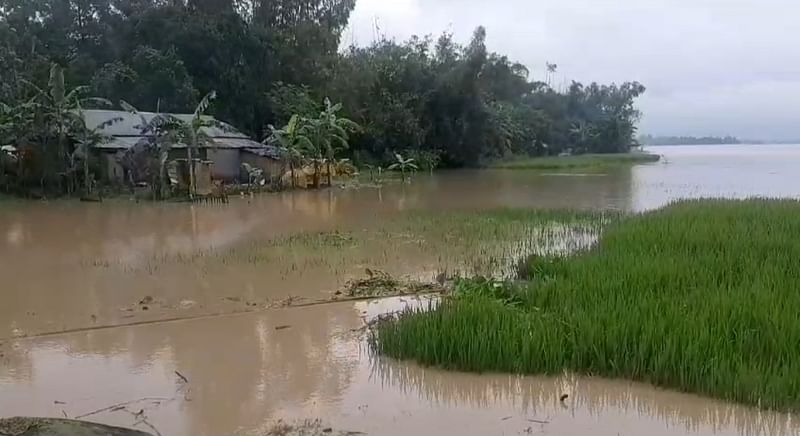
{"left": 98, "top": 209, "right": 607, "bottom": 286}
{"left": 341, "top": 269, "right": 445, "bottom": 298}
{"left": 374, "top": 199, "right": 800, "bottom": 411}
{"left": 387, "top": 153, "right": 418, "bottom": 182}
{"left": 1, "top": 0, "right": 646, "bottom": 198}
{"left": 264, "top": 419, "right": 361, "bottom": 436}
{"left": 639, "top": 134, "right": 742, "bottom": 146}
{"left": 492, "top": 152, "right": 660, "bottom": 170}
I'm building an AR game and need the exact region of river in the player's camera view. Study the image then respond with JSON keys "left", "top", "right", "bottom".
{"left": 1, "top": 144, "right": 798, "bottom": 435}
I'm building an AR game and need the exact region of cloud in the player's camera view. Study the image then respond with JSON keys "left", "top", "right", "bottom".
{"left": 344, "top": 0, "right": 800, "bottom": 140}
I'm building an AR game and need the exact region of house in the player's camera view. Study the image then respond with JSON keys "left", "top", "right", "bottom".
{"left": 82, "top": 110, "right": 285, "bottom": 184}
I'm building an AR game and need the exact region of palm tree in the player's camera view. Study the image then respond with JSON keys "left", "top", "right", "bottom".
{"left": 546, "top": 62, "right": 558, "bottom": 87}
{"left": 306, "top": 98, "right": 360, "bottom": 188}
{"left": 266, "top": 114, "right": 313, "bottom": 189}
{"left": 174, "top": 91, "right": 218, "bottom": 199}
{"left": 388, "top": 153, "right": 418, "bottom": 182}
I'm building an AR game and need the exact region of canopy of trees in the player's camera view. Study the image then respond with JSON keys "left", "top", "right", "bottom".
{"left": 1, "top": 0, "right": 646, "bottom": 193}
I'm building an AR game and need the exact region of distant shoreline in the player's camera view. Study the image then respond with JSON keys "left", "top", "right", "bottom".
{"left": 646, "top": 143, "right": 798, "bottom": 147}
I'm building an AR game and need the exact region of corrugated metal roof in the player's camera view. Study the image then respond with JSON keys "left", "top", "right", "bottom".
{"left": 82, "top": 109, "right": 248, "bottom": 139}
{"left": 95, "top": 135, "right": 283, "bottom": 158}
{"left": 85, "top": 110, "right": 281, "bottom": 158}
{"left": 243, "top": 146, "right": 283, "bottom": 160}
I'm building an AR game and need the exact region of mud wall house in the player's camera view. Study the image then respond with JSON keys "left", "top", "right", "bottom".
{"left": 82, "top": 110, "right": 284, "bottom": 184}
{"left": 241, "top": 146, "right": 286, "bottom": 182}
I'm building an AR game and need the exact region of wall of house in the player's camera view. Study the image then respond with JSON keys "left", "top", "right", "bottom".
{"left": 241, "top": 153, "right": 284, "bottom": 182}
{"left": 207, "top": 148, "right": 241, "bottom": 181}
{"left": 102, "top": 152, "right": 125, "bottom": 183}
{"left": 167, "top": 148, "right": 207, "bottom": 162}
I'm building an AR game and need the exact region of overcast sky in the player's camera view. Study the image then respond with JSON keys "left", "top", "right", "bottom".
{"left": 344, "top": 0, "right": 800, "bottom": 141}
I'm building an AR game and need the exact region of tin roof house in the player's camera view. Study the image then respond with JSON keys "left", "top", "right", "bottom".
{"left": 82, "top": 110, "right": 284, "bottom": 183}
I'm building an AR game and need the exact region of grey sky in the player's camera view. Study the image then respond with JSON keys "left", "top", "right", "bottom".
{"left": 344, "top": 0, "right": 800, "bottom": 141}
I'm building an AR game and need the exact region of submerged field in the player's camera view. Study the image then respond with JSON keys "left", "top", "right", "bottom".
{"left": 374, "top": 199, "right": 800, "bottom": 411}
{"left": 124, "top": 209, "right": 608, "bottom": 282}
{"left": 492, "top": 152, "right": 661, "bottom": 170}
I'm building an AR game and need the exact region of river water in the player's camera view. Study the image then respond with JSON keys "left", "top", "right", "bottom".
{"left": 1, "top": 145, "right": 799, "bottom": 435}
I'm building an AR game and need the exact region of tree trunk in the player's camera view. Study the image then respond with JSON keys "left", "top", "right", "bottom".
{"left": 186, "top": 144, "right": 194, "bottom": 199}
{"left": 313, "top": 161, "right": 320, "bottom": 189}
{"left": 326, "top": 161, "right": 332, "bottom": 187}
{"left": 0, "top": 157, "right": 4, "bottom": 193}
{"left": 159, "top": 150, "right": 167, "bottom": 200}
{"left": 290, "top": 161, "right": 296, "bottom": 189}
{"left": 57, "top": 127, "right": 65, "bottom": 195}
{"left": 83, "top": 144, "right": 90, "bottom": 197}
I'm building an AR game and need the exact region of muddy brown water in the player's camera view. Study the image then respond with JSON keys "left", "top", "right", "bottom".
{"left": 2, "top": 144, "right": 800, "bottom": 435}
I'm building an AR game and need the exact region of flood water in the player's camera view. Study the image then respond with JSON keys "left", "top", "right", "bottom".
{"left": 2, "top": 144, "right": 799, "bottom": 435}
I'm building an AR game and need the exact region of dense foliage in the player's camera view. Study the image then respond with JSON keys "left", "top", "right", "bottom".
{"left": 375, "top": 199, "right": 800, "bottom": 411}
{"left": 1, "top": 0, "right": 646, "bottom": 195}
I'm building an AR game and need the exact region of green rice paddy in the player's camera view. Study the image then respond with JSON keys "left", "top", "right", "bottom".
{"left": 492, "top": 152, "right": 661, "bottom": 170}
{"left": 374, "top": 199, "right": 800, "bottom": 411}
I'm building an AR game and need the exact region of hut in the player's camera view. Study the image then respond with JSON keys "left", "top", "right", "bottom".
{"left": 82, "top": 110, "right": 283, "bottom": 184}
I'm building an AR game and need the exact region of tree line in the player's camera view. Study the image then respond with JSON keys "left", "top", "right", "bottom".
{"left": 1, "top": 0, "right": 646, "bottom": 195}
{"left": 639, "top": 135, "right": 741, "bottom": 146}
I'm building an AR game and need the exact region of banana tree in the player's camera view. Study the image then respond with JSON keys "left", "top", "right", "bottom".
{"left": 569, "top": 121, "right": 597, "bottom": 153}
{"left": 265, "top": 114, "right": 312, "bottom": 189}
{"left": 72, "top": 110, "right": 122, "bottom": 197}
{"left": 306, "top": 98, "right": 360, "bottom": 187}
{"left": 26, "top": 63, "right": 110, "bottom": 194}
{"left": 0, "top": 100, "right": 36, "bottom": 190}
{"left": 173, "top": 91, "right": 218, "bottom": 199}
{"left": 119, "top": 100, "right": 180, "bottom": 199}
{"left": 388, "top": 153, "right": 418, "bottom": 182}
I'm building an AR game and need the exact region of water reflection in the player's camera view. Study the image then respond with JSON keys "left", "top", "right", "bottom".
{"left": 0, "top": 301, "right": 365, "bottom": 436}
{"left": 2, "top": 145, "right": 800, "bottom": 435}
{"left": 0, "top": 297, "right": 795, "bottom": 436}
{"left": 372, "top": 359, "right": 796, "bottom": 436}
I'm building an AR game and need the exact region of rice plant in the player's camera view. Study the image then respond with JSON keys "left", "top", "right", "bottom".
{"left": 374, "top": 199, "right": 800, "bottom": 411}
{"left": 492, "top": 152, "right": 661, "bottom": 170}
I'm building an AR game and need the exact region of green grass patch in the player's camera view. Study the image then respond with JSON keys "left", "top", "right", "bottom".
{"left": 492, "top": 152, "right": 661, "bottom": 170}
{"left": 374, "top": 199, "right": 800, "bottom": 411}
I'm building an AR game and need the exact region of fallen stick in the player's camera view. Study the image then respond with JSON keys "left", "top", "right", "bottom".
{"left": 74, "top": 397, "right": 171, "bottom": 420}
{"left": 175, "top": 370, "right": 189, "bottom": 384}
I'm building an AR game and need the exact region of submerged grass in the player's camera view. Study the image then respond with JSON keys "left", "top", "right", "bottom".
{"left": 492, "top": 152, "right": 661, "bottom": 170}
{"left": 111, "top": 208, "right": 609, "bottom": 281}
{"left": 374, "top": 199, "right": 800, "bottom": 411}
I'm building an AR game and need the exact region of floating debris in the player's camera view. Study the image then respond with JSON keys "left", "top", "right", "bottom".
{"left": 340, "top": 269, "right": 447, "bottom": 298}
{"left": 264, "top": 419, "right": 364, "bottom": 436}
